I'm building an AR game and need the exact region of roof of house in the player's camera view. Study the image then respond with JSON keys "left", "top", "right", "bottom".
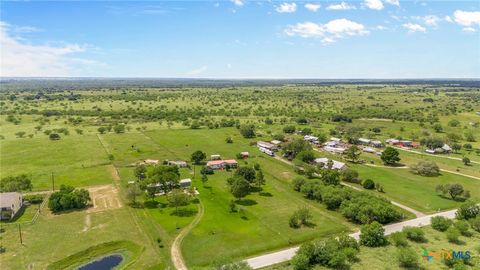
{"left": 144, "top": 159, "right": 159, "bottom": 164}
{"left": 240, "top": 152, "right": 249, "bottom": 155}
{"left": 0, "top": 192, "right": 22, "bottom": 208}
{"left": 442, "top": 144, "right": 452, "bottom": 151}
{"left": 180, "top": 178, "right": 192, "bottom": 184}
{"left": 207, "top": 159, "right": 238, "bottom": 166}
{"left": 314, "top": 158, "right": 346, "bottom": 170}
{"left": 270, "top": 140, "right": 282, "bottom": 145}
{"left": 257, "top": 141, "right": 275, "bottom": 148}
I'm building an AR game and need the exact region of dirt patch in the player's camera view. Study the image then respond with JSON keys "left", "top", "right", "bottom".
{"left": 281, "top": 171, "right": 292, "bottom": 178}
{"left": 87, "top": 184, "right": 122, "bottom": 213}
{"left": 82, "top": 214, "right": 91, "bottom": 232}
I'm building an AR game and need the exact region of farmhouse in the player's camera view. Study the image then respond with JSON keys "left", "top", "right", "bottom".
{"left": 167, "top": 160, "right": 188, "bottom": 168}
{"left": 206, "top": 159, "right": 238, "bottom": 169}
{"left": 323, "top": 146, "right": 346, "bottom": 154}
{"left": 257, "top": 141, "right": 277, "bottom": 151}
{"left": 314, "top": 158, "right": 347, "bottom": 170}
{"left": 0, "top": 192, "right": 23, "bottom": 220}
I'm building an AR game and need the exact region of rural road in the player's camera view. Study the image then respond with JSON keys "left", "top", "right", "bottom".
{"left": 394, "top": 146, "right": 480, "bottom": 165}
{"left": 171, "top": 200, "right": 205, "bottom": 270}
{"left": 245, "top": 209, "right": 457, "bottom": 269}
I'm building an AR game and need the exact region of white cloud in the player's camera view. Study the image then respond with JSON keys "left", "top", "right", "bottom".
{"left": 304, "top": 3, "right": 321, "bottom": 12}
{"left": 231, "top": 0, "right": 244, "bottom": 7}
{"left": 363, "top": 0, "right": 384, "bottom": 10}
{"left": 453, "top": 10, "right": 480, "bottom": 27}
{"left": 402, "top": 23, "right": 426, "bottom": 33}
{"left": 384, "top": 0, "right": 400, "bottom": 6}
{"left": 375, "top": 25, "right": 388, "bottom": 30}
{"left": 413, "top": 15, "right": 440, "bottom": 27}
{"left": 186, "top": 66, "right": 208, "bottom": 75}
{"left": 462, "top": 27, "right": 477, "bottom": 32}
{"left": 326, "top": 2, "right": 356, "bottom": 10}
{"left": 214, "top": 2, "right": 220, "bottom": 8}
{"left": 445, "top": 16, "right": 453, "bottom": 23}
{"left": 0, "top": 21, "right": 100, "bottom": 77}
{"left": 276, "top": 3, "right": 297, "bottom": 13}
{"left": 285, "top": 19, "right": 369, "bottom": 44}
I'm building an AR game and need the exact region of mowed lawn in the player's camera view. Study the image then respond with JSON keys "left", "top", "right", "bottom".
{"left": 1, "top": 135, "right": 112, "bottom": 190}
{"left": 0, "top": 208, "right": 165, "bottom": 270}
{"left": 131, "top": 128, "right": 355, "bottom": 267}
{"left": 351, "top": 164, "right": 480, "bottom": 213}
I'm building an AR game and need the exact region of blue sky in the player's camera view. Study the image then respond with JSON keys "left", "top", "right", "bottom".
{"left": 1, "top": 0, "right": 479, "bottom": 78}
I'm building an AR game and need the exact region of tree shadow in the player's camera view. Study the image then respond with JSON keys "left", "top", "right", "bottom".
{"left": 236, "top": 199, "right": 257, "bottom": 206}
{"left": 250, "top": 186, "right": 263, "bottom": 193}
{"left": 241, "top": 216, "right": 249, "bottom": 220}
{"left": 303, "top": 221, "right": 316, "bottom": 228}
{"left": 144, "top": 200, "right": 160, "bottom": 209}
{"left": 171, "top": 208, "right": 197, "bottom": 217}
{"left": 259, "top": 192, "right": 272, "bottom": 197}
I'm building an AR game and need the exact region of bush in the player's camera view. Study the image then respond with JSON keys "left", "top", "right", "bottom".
{"left": 362, "top": 179, "right": 375, "bottom": 189}
{"left": 289, "top": 207, "right": 312, "bottom": 228}
{"left": 381, "top": 147, "right": 400, "bottom": 165}
{"left": 410, "top": 161, "right": 440, "bottom": 176}
{"left": 296, "top": 151, "right": 315, "bottom": 163}
{"left": 283, "top": 125, "right": 296, "bottom": 134}
{"left": 397, "top": 247, "right": 419, "bottom": 268}
{"left": 403, "top": 227, "right": 426, "bottom": 242}
{"left": 291, "top": 253, "right": 310, "bottom": 270}
{"left": 341, "top": 169, "right": 360, "bottom": 183}
{"left": 390, "top": 232, "right": 408, "bottom": 247}
{"left": 454, "top": 220, "right": 471, "bottom": 236}
{"left": 49, "top": 133, "right": 61, "bottom": 140}
{"left": 456, "top": 201, "right": 480, "bottom": 220}
{"left": 340, "top": 193, "right": 402, "bottom": 224}
{"left": 292, "top": 177, "right": 306, "bottom": 192}
{"left": 446, "top": 227, "right": 461, "bottom": 243}
{"left": 0, "top": 174, "right": 33, "bottom": 192}
{"left": 360, "top": 221, "right": 387, "bottom": 247}
{"left": 470, "top": 216, "right": 480, "bottom": 232}
{"left": 48, "top": 185, "right": 90, "bottom": 213}
{"left": 23, "top": 194, "right": 44, "bottom": 204}
{"left": 431, "top": 216, "right": 452, "bottom": 232}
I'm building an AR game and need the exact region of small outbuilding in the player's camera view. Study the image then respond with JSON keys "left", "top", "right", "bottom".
{"left": 240, "top": 152, "right": 249, "bottom": 158}
{"left": 179, "top": 178, "right": 192, "bottom": 189}
{"left": 314, "top": 158, "right": 347, "bottom": 170}
{"left": 0, "top": 192, "right": 23, "bottom": 220}
{"left": 210, "top": 154, "right": 222, "bottom": 160}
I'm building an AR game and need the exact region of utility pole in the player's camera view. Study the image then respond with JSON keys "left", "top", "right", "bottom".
{"left": 18, "top": 224, "right": 23, "bottom": 244}
{"left": 51, "top": 172, "right": 55, "bottom": 191}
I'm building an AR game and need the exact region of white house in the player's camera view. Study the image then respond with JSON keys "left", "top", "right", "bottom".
{"left": 0, "top": 192, "right": 23, "bottom": 220}
{"left": 323, "top": 146, "right": 346, "bottom": 154}
{"left": 206, "top": 159, "right": 238, "bottom": 169}
{"left": 314, "top": 158, "right": 347, "bottom": 170}
{"left": 304, "top": 135, "right": 319, "bottom": 144}
{"left": 257, "top": 141, "right": 277, "bottom": 151}
{"left": 167, "top": 160, "right": 188, "bottom": 168}
{"left": 358, "top": 138, "right": 371, "bottom": 145}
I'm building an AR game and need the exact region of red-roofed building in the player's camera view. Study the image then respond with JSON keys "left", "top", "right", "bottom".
{"left": 206, "top": 159, "right": 238, "bottom": 170}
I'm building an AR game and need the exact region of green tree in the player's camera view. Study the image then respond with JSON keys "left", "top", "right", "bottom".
{"left": 126, "top": 184, "right": 142, "bottom": 206}
{"left": 134, "top": 165, "right": 147, "bottom": 180}
{"left": 456, "top": 201, "right": 480, "bottom": 220}
{"left": 345, "top": 145, "right": 361, "bottom": 163}
{"left": 113, "top": 124, "right": 125, "bottom": 133}
{"left": 49, "top": 133, "right": 61, "bottom": 140}
{"left": 201, "top": 174, "right": 208, "bottom": 186}
{"left": 167, "top": 189, "right": 190, "bottom": 214}
{"left": 360, "top": 221, "right": 387, "bottom": 247}
{"left": 462, "top": 157, "right": 471, "bottom": 166}
{"left": 191, "top": 150, "right": 206, "bottom": 165}
{"left": 0, "top": 174, "right": 33, "bottom": 192}
{"left": 254, "top": 170, "right": 265, "bottom": 188}
{"left": 97, "top": 127, "right": 107, "bottom": 134}
{"left": 381, "top": 147, "right": 400, "bottom": 166}
{"left": 431, "top": 216, "right": 452, "bottom": 232}
{"left": 235, "top": 166, "right": 256, "bottom": 183}
{"left": 321, "top": 169, "right": 340, "bottom": 186}
{"left": 239, "top": 125, "right": 255, "bottom": 138}
{"left": 228, "top": 176, "right": 250, "bottom": 200}
{"left": 296, "top": 150, "right": 315, "bottom": 163}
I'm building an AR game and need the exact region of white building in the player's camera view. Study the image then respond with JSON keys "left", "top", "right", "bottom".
{"left": 0, "top": 192, "right": 23, "bottom": 220}
{"left": 314, "top": 158, "right": 347, "bottom": 170}
{"left": 257, "top": 141, "right": 277, "bottom": 151}
{"left": 323, "top": 146, "right": 346, "bottom": 154}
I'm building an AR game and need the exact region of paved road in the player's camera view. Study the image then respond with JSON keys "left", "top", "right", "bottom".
{"left": 245, "top": 209, "right": 457, "bottom": 269}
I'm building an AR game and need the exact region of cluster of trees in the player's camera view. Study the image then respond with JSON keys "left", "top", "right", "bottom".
{"left": 289, "top": 207, "right": 312, "bottom": 229}
{"left": 283, "top": 138, "right": 312, "bottom": 160}
{"left": 0, "top": 174, "right": 32, "bottom": 192}
{"left": 48, "top": 185, "right": 90, "bottom": 213}
{"left": 291, "top": 235, "right": 359, "bottom": 270}
{"left": 410, "top": 161, "right": 440, "bottom": 176}
{"left": 436, "top": 183, "right": 470, "bottom": 200}
{"left": 227, "top": 166, "right": 265, "bottom": 200}
{"left": 293, "top": 178, "right": 402, "bottom": 224}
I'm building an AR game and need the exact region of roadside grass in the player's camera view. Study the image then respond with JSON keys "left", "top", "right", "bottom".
{"left": 350, "top": 164, "right": 480, "bottom": 213}
{"left": 262, "top": 226, "right": 480, "bottom": 270}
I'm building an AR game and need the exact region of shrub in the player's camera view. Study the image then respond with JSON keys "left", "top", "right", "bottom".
{"left": 431, "top": 216, "right": 452, "bottom": 232}
{"left": 381, "top": 147, "right": 400, "bottom": 165}
{"left": 283, "top": 125, "right": 296, "bottom": 134}
{"left": 362, "top": 179, "right": 375, "bottom": 189}
{"left": 454, "top": 220, "right": 471, "bottom": 236}
{"left": 291, "top": 253, "right": 310, "bottom": 270}
{"left": 470, "top": 216, "right": 480, "bottom": 232}
{"left": 403, "top": 227, "right": 426, "bottom": 242}
{"left": 341, "top": 169, "right": 360, "bottom": 183}
{"left": 456, "top": 201, "right": 480, "bottom": 220}
{"left": 48, "top": 185, "right": 90, "bottom": 213}
{"left": 436, "top": 184, "right": 469, "bottom": 200}
{"left": 49, "top": 133, "right": 61, "bottom": 140}
{"left": 360, "top": 221, "right": 387, "bottom": 247}
{"left": 289, "top": 207, "right": 312, "bottom": 228}
{"left": 23, "top": 194, "right": 44, "bottom": 204}
{"left": 446, "top": 227, "right": 461, "bottom": 243}
{"left": 390, "top": 232, "right": 408, "bottom": 247}
{"left": 296, "top": 151, "right": 315, "bottom": 163}
{"left": 340, "top": 193, "right": 402, "bottom": 224}
{"left": 410, "top": 161, "right": 440, "bottom": 176}
{"left": 292, "top": 177, "right": 306, "bottom": 192}
{"left": 397, "top": 247, "right": 419, "bottom": 268}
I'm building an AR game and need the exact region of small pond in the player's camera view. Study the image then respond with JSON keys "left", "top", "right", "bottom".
{"left": 77, "top": 254, "right": 123, "bottom": 270}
